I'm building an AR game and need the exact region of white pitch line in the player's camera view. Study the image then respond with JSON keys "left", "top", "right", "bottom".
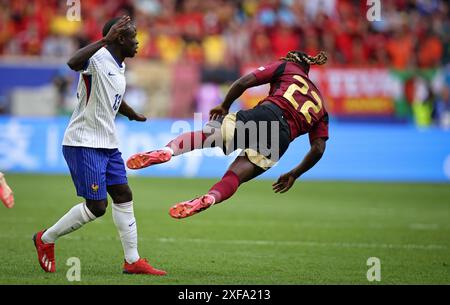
{"left": 409, "top": 223, "right": 440, "bottom": 230}
{"left": 3, "top": 233, "right": 446, "bottom": 251}
{"left": 157, "top": 237, "right": 448, "bottom": 251}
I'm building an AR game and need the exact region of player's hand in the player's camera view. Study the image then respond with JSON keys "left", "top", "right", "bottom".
{"left": 104, "top": 15, "right": 131, "bottom": 44}
{"left": 129, "top": 113, "right": 147, "bottom": 122}
{"left": 272, "top": 172, "right": 297, "bottom": 193}
{"left": 209, "top": 105, "right": 229, "bottom": 121}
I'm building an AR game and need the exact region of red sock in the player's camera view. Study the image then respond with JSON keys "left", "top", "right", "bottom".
{"left": 166, "top": 131, "right": 206, "bottom": 156}
{"left": 208, "top": 171, "right": 240, "bottom": 204}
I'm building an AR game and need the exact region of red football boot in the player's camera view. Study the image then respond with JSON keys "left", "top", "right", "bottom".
{"left": 169, "top": 194, "right": 215, "bottom": 219}
{"left": 126, "top": 150, "right": 172, "bottom": 170}
{"left": 123, "top": 258, "right": 167, "bottom": 275}
{"left": 0, "top": 173, "right": 14, "bottom": 208}
{"left": 32, "top": 230, "right": 56, "bottom": 273}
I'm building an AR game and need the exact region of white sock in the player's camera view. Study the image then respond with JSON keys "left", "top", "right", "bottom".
{"left": 42, "top": 202, "right": 96, "bottom": 244}
{"left": 163, "top": 146, "right": 174, "bottom": 156}
{"left": 112, "top": 201, "right": 140, "bottom": 264}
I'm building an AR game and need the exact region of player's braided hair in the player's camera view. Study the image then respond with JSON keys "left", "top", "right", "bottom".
{"left": 281, "top": 50, "right": 328, "bottom": 73}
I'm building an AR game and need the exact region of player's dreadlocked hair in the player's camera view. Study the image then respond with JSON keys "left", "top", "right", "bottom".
{"left": 281, "top": 51, "right": 328, "bottom": 74}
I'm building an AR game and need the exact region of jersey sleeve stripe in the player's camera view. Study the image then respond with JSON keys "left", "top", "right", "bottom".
{"left": 82, "top": 74, "right": 92, "bottom": 105}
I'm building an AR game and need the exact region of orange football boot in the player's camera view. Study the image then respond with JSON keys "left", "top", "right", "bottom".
{"left": 169, "top": 194, "right": 215, "bottom": 219}
{"left": 126, "top": 150, "right": 172, "bottom": 170}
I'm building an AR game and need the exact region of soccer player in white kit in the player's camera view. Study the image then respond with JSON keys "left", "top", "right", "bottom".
{"left": 33, "top": 16, "right": 166, "bottom": 275}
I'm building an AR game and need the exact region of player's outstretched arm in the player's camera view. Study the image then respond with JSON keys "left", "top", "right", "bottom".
{"left": 210, "top": 73, "right": 264, "bottom": 120}
{"left": 118, "top": 100, "right": 146, "bottom": 122}
{"left": 272, "top": 138, "right": 326, "bottom": 193}
{"left": 67, "top": 15, "right": 131, "bottom": 71}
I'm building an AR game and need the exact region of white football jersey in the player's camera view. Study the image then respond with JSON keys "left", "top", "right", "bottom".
{"left": 63, "top": 47, "right": 126, "bottom": 148}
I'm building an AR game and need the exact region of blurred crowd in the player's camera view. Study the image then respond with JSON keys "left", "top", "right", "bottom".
{"left": 0, "top": 0, "right": 449, "bottom": 126}
{"left": 0, "top": 0, "right": 448, "bottom": 69}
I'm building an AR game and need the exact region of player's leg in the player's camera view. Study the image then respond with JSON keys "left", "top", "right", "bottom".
{"left": 41, "top": 147, "right": 108, "bottom": 242}
{"left": 169, "top": 155, "right": 265, "bottom": 219}
{"left": 107, "top": 149, "right": 166, "bottom": 275}
{"left": 108, "top": 183, "right": 139, "bottom": 264}
{"left": 126, "top": 120, "right": 224, "bottom": 169}
{"left": 0, "top": 172, "right": 14, "bottom": 208}
{"left": 209, "top": 155, "right": 266, "bottom": 202}
{"left": 40, "top": 198, "right": 105, "bottom": 243}
{"left": 169, "top": 103, "right": 291, "bottom": 219}
{"left": 33, "top": 147, "right": 108, "bottom": 273}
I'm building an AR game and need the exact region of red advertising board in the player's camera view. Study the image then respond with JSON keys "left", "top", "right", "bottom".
{"left": 240, "top": 66, "right": 400, "bottom": 117}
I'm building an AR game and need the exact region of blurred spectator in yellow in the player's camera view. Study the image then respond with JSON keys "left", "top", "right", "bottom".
{"left": 203, "top": 33, "right": 226, "bottom": 66}
{"left": 155, "top": 32, "right": 185, "bottom": 64}
{"left": 50, "top": 15, "right": 81, "bottom": 37}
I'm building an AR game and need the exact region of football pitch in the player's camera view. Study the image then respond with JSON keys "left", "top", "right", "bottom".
{"left": 0, "top": 174, "right": 449, "bottom": 285}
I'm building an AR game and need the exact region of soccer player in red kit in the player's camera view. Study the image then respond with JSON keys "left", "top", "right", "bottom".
{"left": 127, "top": 51, "right": 329, "bottom": 219}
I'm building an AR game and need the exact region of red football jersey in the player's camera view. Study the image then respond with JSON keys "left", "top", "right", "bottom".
{"left": 251, "top": 60, "right": 329, "bottom": 143}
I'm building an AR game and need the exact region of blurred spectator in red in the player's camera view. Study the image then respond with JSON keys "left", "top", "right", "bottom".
{"left": 175, "top": 0, "right": 204, "bottom": 42}
{"left": 351, "top": 36, "right": 370, "bottom": 67}
{"left": 303, "top": 30, "right": 320, "bottom": 59}
{"left": 0, "top": 0, "right": 446, "bottom": 70}
{"left": 270, "top": 23, "right": 300, "bottom": 59}
{"left": 250, "top": 26, "right": 273, "bottom": 64}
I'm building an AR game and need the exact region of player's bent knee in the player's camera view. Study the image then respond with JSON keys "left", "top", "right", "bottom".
{"left": 107, "top": 184, "right": 133, "bottom": 203}
{"left": 112, "top": 191, "right": 133, "bottom": 204}
{"left": 86, "top": 199, "right": 108, "bottom": 217}
{"left": 112, "top": 194, "right": 132, "bottom": 204}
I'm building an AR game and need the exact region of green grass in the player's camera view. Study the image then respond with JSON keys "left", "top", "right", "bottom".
{"left": 1, "top": 174, "right": 449, "bottom": 284}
